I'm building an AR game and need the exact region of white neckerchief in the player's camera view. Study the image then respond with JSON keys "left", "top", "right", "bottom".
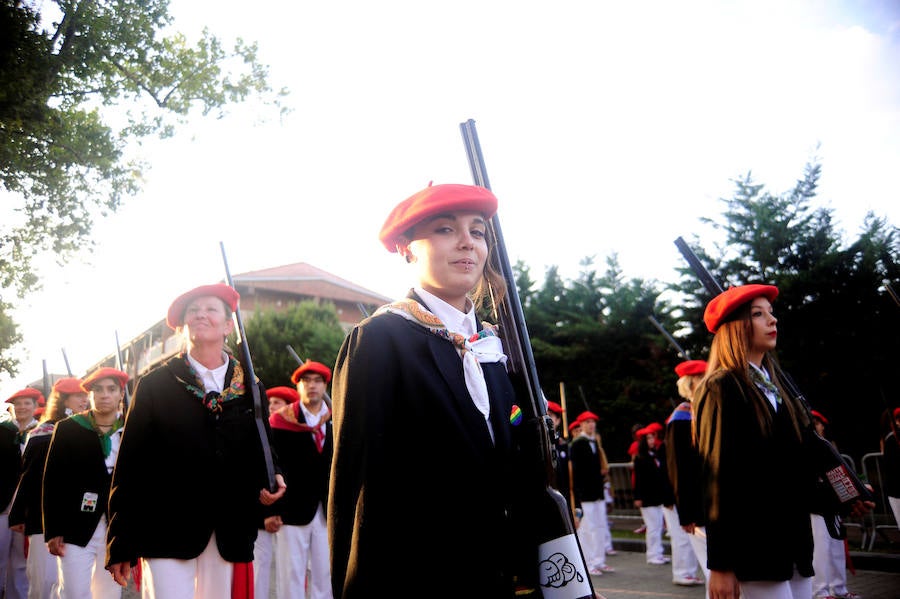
{"left": 414, "top": 287, "right": 503, "bottom": 443}
{"left": 750, "top": 362, "right": 779, "bottom": 411}
{"left": 187, "top": 351, "right": 229, "bottom": 394}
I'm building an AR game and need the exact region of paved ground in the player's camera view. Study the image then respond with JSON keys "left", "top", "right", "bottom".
{"left": 590, "top": 545, "right": 900, "bottom": 599}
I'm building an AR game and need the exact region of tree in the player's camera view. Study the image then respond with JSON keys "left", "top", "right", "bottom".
{"left": 672, "top": 161, "right": 900, "bottom": 460}
{"left": 0, "top": 0, "right": 287, "bottom": 376}
{"left": 238, "top": 301, "right": 346, "bottom": 390}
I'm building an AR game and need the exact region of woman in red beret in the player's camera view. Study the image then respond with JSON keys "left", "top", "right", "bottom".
{"left": 693, "top": 284, "right": 816, "bottom": 599}
{"left": 8, "top": 377, "right": 88, "bottom": 598}
{"left": 664, "top": 360, "right": 709, "bottom": 590}
{"left": 42, "top": 368, "right": 129, "bottom": 599}
{"left": 106, "top": 283, "right": 285, "bottom": 598}
{"left": 328, "top": 183, "right": 545, "bottom": 598}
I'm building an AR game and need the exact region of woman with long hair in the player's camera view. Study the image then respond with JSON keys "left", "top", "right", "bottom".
{"left": 693, "top": 284, "right": 815, "bottom": 599}
{"left": 328, "top": 183, "right": 537, "bottom": 598}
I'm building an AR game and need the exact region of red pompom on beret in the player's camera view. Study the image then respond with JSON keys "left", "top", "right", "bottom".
{"left": 53, "top": 377, "right": 85, "bottom": 395}
{"left": 575, "top": 410, "right": 600, "bottom": 423}
{"left": 291, "top": 360, "right": 332, "bottom": 385}
{"left": 546, "top": 401, "right": 563, "bottom": 415}
{"left": 810, "top": 410, "right": 829, "bottom": 426}
{"left": 378, "top": 183, "right": 498, "bottom": 252}
{"left": 266, "top": 386, "right": 300, "bottom": 404}
{"left": 81, "top": 367, "right": 129, "bottom": 393}
{"left": 166, "top": 283, "right": 240, "bottom": 329}
{"left": 704, "top": 284, "right": 779, "bottom": 333}
{"left": 5, "top": 387, "right": 44, "bottom": 404}
{"left": 674, "top": 360, "right": 707, "bottom": 377}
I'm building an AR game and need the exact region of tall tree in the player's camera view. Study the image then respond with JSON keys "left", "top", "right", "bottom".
{"left": 238, "top": 301, "right": 346, "bottom": 390}
{"left": 672, "top": 161, "right": 900, "bottom": 460}
{"left": 0, "top": 0, "right": 287, "bottom": 376}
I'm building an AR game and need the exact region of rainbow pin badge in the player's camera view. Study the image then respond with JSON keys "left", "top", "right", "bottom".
{"left": 510, "top": 405, "right": 523, "bottom": 426}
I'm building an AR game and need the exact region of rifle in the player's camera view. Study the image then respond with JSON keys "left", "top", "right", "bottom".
{"left": 285, "top": 344, "right": 333, "bottom": 410}
{"left": 461, "top": 118, "right": 595, "bottom": 598}
{"left": 673, "top": 235, "right": 873, "bottom": 538}
{"left": 220, "top": 241, "right": 277, "bottom": 493}
{"left": 61, "top": 348, "right": 73, "bottom": 376}
{"left": 115, "top": 331, "right": 131, "bottom": 415}
{"left": 647, "top": 315, "right": 691, "bottom": 360}
{"left": 559, "top": 382, "right": 579, "bottom": 524}
{"left": 42, "top": 359, "right": 51, "bottom": 400}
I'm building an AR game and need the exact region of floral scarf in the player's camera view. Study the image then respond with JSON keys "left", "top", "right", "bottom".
{"left": 175, "top": 352, "right": 246, "bottom": 412}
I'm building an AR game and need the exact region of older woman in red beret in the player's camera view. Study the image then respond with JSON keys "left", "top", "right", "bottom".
{"left": 693, "top": 284, "right": 816, "bottom": 599}
{"left": 329, "top": 183, "right": 542, "bottom": 598}
{"left": 8, "top": 377, "right": 87, "bottom": 598}
{"left": 106, "top": 283, "right": 284, "bottom": 599}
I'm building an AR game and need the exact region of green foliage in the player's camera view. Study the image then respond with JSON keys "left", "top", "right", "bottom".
{"left": 238, "top": 301, "right": 346, "bottom": 390}
{"left": 0, "top": 0, "right": 287, "bottom": 376}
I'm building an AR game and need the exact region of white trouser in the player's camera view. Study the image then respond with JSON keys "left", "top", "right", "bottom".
{"left": 26, "top": 532, "right": 59, "bottom": 599}
{"left": 811, "top": 513, "right": 849, "bottom": 597}
{"left": 740, "top": 568, "right": 812, "bottom": 599}
{"left": 1, "top": 511, "right": 28, "bottom": 599}
{"left": 56, "top": 517, "right": 120, "bottom": 599}
{"left": 141, "top": 533, "right": 232, "bottom": 599}
{"left": 686, "top": 526, "right": 711, "bottom": 598}
{"left": 889, "top": 495, "right": 900, "bottom": 529}
{"left": 640, "top": 505, "right": 665, "bottom": 562}
{"left": 253, "top": 529, "right": 275, "bottom": 599}
{"left": 275, "top": 503, "right": 332, "bottom": 599}
{"left": 576, "top": 499, "right": 609, "bottom": 569}
{"left": 663, "top": 505, "right": 700, "bottom": 581}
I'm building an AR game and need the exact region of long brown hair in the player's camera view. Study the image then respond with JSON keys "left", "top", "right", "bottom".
{"left": 700, "top": 301, "right": 805, "bottom": 441}
{"left": 40, "top": 390, "right": 72, "bottom": 424}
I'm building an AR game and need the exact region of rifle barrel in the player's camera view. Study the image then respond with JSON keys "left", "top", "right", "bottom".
{"left": 220, "top": 242, "right": 277, "bottom": 492}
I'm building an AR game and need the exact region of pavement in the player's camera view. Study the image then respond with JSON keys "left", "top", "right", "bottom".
{"left": 588, "top": 543, "right": 900, "bottom": 599}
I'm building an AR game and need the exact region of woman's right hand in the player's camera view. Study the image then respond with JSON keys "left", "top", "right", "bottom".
{"left": 708, "top": 569, "right": 740, "bottom": 599}
{"left": 108, "top": 562, "right": 130, "bottom": 587}
{"left": 264, "top": 515, "right": 283, "bottom": 533}
{"left": 46, "top": 536, "right": 65, "bottom": 557}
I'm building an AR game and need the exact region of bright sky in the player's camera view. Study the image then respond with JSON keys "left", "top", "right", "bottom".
{"left": 3, "top": 0, "right": 899, "bottom": 394}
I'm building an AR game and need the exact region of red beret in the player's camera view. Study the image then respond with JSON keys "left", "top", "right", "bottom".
{"left": 568, "top": 421, "right": 581, "bottom": 433}
{"left": 34, "top": 406, "right": 45, "bottom": 417}
{"left": 266, "top": 386, "right": 300, "bottom": 404}
{"left": 5, "top": 388, "right": 44, "bottom": 404}
{"left": 291, "top": 360, "right": 332, "bottom": 385}
{"left": 546, "top": 401, "right": 563, "bottom": 415}
{"left": 81, "top": 367, "right": 129, "bottom": 392}
{"left": 575, "top": 410, "right": 600, "bottom": 423}
{"left": 704, "top": 284, "right": 779, "bottom": 333}
{"left": 645, "top": 422, "right": 665, "bottom": 435}
{"left": 167, "top": 283, "right": 240, "bottom": 329}
{"left": 675, "top": 360, "right": 707, "bottom": 377}
{"left": 53, "top": 377, "right": 85, "bottom": 395}
{"left": 894, "top": 407, "right": 900, "bottom": 419}
{"left": 635, "top": 426, "right": 649, "bottom": 438}
{"left": 810, "top": 410, "right": 829, "bottom": 426}
{"left": 378, "top": 183, "right": 499, "bottom": 252}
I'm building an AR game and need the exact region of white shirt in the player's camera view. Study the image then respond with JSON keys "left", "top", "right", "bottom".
{"left": 750, "top": 362, "right": 779, "bottom": 411}
{"left": 187, "top": 351, "right": 229, "bottom": 394}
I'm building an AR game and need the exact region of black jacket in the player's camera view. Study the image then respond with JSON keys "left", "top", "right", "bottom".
{"left": 9, "top": 425, "right": 54, "bottom": 535}
{"left": 328, "top": 295, "right": 522, "bottom": 598}
{"left": 107, "top": 353, "right": 276, "bottom": 566}
{"left": 269, "top": 412, "right": 333, "bottom": 526}
{"left": 695, "top": 370, "right": 814, "bottom": 581}
{"left": 42, "top": 415, "right": 115, "bottom": 547}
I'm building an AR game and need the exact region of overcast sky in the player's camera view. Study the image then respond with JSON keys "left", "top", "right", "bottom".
{"left": 3, "top": 0, "right": 899, "bottom": 393}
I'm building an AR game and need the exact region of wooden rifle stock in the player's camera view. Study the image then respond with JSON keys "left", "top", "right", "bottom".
{"left": 673, "top": 235, "right": 873, "bottom": 536}
{"left": 461, "top": 119, "right": 595, "bottom": 598}
{"left": 220, "top": 242, "right": 277, "bottom": 493}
